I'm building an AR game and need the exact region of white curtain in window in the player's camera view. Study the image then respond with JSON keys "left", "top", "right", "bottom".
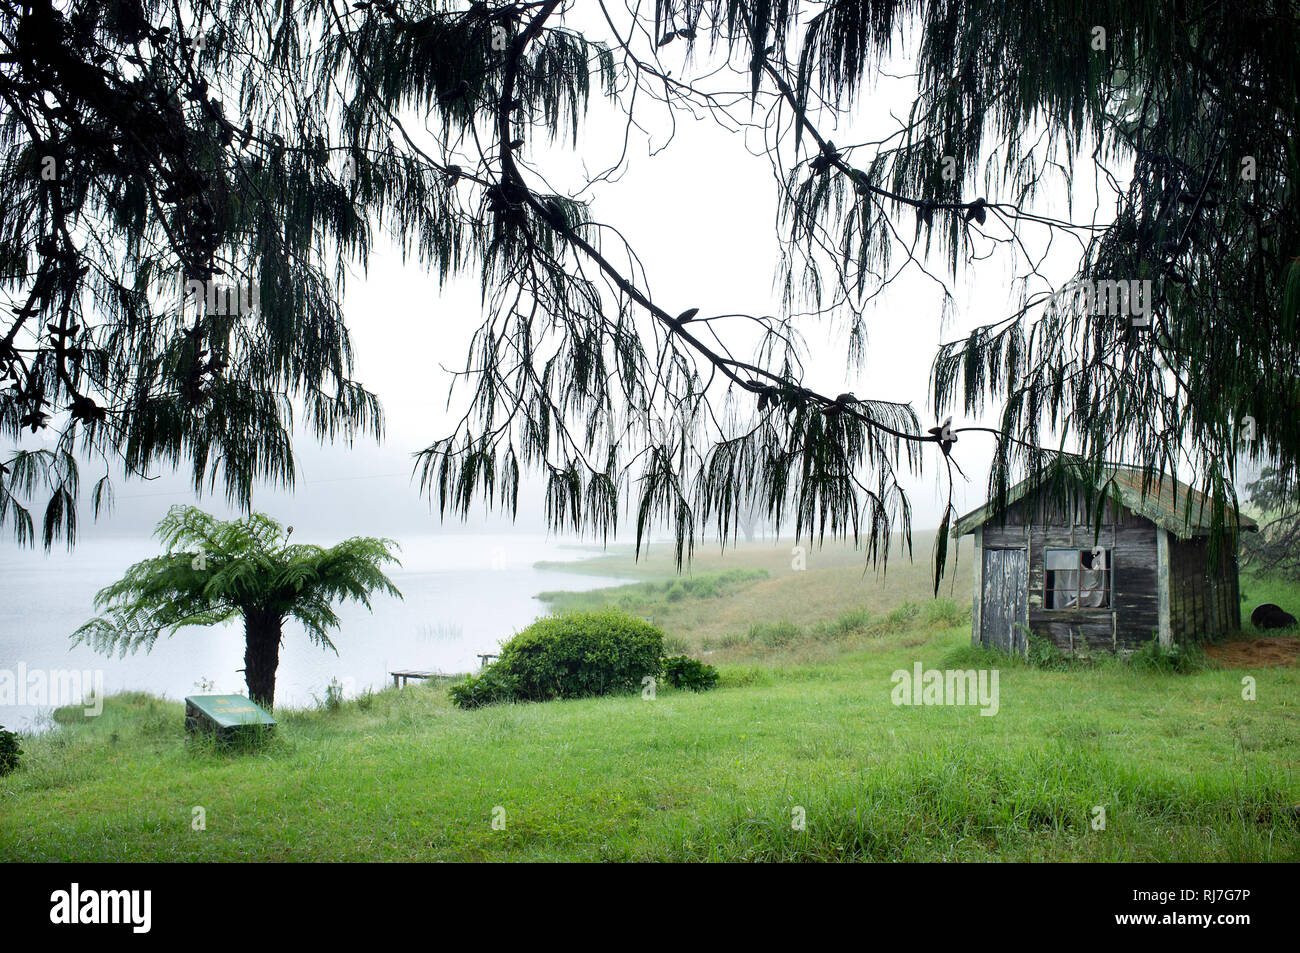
{"left": 1045, "top": 550, "right": 1079, "bottom": 608}
{"left": 1078, "top": 568, "right": 1106, "bottom": 607}
{"left": 1079, "top": 550, "right": 1107, "bottom": 607}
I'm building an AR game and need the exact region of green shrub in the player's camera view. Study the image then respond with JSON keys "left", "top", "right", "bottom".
{"left": 1026, "top": 630, "right": 1071, "bottom": 669}
{"left": 0, "top": 725, "right": 21, "bottom": 776}
{"left": 663, "top": 655, "right": 720, "bottom": 692}
{"left": 450, "top": 609, "right": 665, "bottom": 709}
{"left": 666, "top": 582, "right": 686, "bottom": 603}
{"left": 448, "top": 667, "right": 519, "bottom": 709}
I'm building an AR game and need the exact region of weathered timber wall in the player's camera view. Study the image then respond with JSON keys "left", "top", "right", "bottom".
{"left": 1168, "top": 536, "right": 1240, "bottom": 640}
{"left": 978, "top": 495, "right": 1159, "bottom": 653}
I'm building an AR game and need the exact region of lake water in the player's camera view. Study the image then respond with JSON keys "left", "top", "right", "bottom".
{"left": 0, "top": 534, "right": 631, "bottom": 731}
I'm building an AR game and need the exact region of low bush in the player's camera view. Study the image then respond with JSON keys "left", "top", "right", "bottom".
{"left": 448, "top": 666, "right": 518, "bottom": 709}
{"left": 0, "top": 725, "right": 21, "bottom": 776}
{"left": 1026, "top": 630, "right": 1072, "bottom": 669}
{"left": 451, "top": 609, "right": 665, "bottom": 709}
{"left": 663, "top": 655, "right": 720, "bottom": 692}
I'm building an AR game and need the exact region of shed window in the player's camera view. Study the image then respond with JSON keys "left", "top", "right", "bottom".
{"left": 1045, "top": 548, "right": 1111, "bottom": 609}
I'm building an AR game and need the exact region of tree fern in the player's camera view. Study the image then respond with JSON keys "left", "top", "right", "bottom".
{"left": 73, "top": 505, "right": 401, "bottom": 707}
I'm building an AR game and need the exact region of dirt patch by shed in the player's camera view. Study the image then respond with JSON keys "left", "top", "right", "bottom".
{"left": 1207, "top": 637, "right": 1300, "bottom": 668}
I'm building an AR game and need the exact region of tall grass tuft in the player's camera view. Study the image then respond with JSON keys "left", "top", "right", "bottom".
{"left": 747, "top": 620, "right": 801, "bottom": 647}
{"left": 874, "top": 600, "right": 920, "bottom": 633}
{"left": 923, "top": 597, "right": 970, "bottom": 630}
{"left": 1128, "top": 639, "right": 1208, "bottom": 674}
{"left": 812, "top": 607, "right": 874, "bottom": 640}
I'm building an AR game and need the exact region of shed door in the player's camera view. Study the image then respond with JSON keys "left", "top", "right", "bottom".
{"left": 982, "top": 548, "right": 1028, "bottom": 653}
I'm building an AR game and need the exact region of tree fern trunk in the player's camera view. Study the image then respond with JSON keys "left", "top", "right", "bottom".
{"left": 243, "top": 609, "right": 283, "bottom": 709}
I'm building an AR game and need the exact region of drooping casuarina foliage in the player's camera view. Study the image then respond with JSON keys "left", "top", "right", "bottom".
{"left": 1242, "top": 467, "right": 1300, "bottom": 580}
{"left": 73, "top": 506, "right": 401, "bottom": 707}
{"left": 2, "top": 1, "right": 1296, "bottom": 586}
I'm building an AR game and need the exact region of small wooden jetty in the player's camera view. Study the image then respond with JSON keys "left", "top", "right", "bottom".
{"left": 391, "top": 654, "right": 498, "bottom": 686}
{"left": 390, "top": 669, "right": 437, "bottom": 687}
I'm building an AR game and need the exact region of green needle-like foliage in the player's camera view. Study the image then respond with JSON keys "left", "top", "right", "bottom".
{"left": 2, "top": 0, "right": 1294, "bottom": 586}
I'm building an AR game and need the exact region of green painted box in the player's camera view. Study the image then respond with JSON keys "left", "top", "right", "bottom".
{"left": 184, "top": 694, "right": 275, "bottom": 742}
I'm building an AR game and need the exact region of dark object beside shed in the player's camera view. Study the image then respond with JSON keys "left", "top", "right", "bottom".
{"left": 957, "top": 467, "right": 1256, "bottom": 656}
{"left": 185, "top": 694, "right": 275, "bottom": 743}
{"left": 1250, "top": 603, "right": 1298, "bottom": 630}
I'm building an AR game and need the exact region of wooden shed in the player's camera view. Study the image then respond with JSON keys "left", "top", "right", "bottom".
{"left": 956, "top": 468, "right": 1256, "bottom": 655}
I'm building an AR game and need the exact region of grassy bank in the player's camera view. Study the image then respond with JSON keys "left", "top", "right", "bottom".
{"left": 3, "top": 605, "right": 1297, "bottom": 861}
{"left": 539, "top": 533, "right": 970, "bottom": 655}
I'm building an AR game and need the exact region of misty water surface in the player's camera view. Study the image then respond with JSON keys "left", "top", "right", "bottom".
{"left": 0, "top": 533, "right": 631, "bottom": 731}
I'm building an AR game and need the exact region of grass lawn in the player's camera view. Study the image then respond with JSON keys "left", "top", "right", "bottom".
{"left": 3, "top": 592, "right": 1297, "bottom": 861}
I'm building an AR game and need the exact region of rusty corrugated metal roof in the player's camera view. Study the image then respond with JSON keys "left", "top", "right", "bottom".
{"left": 956, "top": 466, "right": 1258, "bottom": 538}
